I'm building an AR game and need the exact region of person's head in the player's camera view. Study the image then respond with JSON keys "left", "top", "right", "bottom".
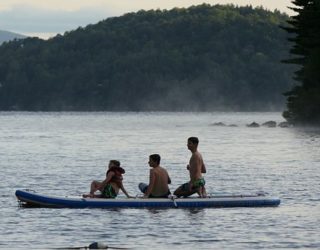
{"left": 148, "top": 154, "right": 161, "bottom": 167}
{"left": 108, "top": 160, "right": 120, "bottom": 169}
{"left": 187, "top": 137, "right": 199, "bottom": 151}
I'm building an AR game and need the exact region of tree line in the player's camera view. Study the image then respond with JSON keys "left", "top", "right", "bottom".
{"left": 0, "top": 4, "right": 296, "bottom": 111}
{"left": 282, "top": 0, "right": 320, "bottom": 125}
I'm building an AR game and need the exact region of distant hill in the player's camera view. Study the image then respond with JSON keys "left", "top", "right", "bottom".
{"left": 0, "top": 4, "right": 296, "bottom": 111}
{"left": 0, "top": 30, "right": 26, "bottom": 44}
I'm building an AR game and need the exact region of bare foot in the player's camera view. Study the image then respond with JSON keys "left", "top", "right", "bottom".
{"left": 82, "top": 194, "right": 94, "bottom": 198}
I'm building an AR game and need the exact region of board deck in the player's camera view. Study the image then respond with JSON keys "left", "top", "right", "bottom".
{"left": 15, "top": 189, "right": 281, "bottom": 208}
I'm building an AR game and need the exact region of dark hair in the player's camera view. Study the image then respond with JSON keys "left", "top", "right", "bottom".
{"left": 188, "top": 137, "right": 199, "bottom": 144}
{"left": 109, "top": 160, "right": 120, "bottom": 167}
{"left": 149, "top": 154, "right": 161, "bottom": 164}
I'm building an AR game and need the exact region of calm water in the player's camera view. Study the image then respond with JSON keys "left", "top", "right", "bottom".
{"left": 1, "top": 112, "right": 319, "bottom": 249}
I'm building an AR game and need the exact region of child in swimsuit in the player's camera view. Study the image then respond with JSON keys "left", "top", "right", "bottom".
{"left": 83, "top": 160, "right": 132, "bottom": 198}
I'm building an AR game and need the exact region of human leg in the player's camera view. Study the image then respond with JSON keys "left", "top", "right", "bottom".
{"left": 83, "top": 180, "right": 103, "bottom": 198}
{"left": 138, "top": 183, "right": 148, "bottom": 194}
{"left": 202, "top": 186, "right": 207, "bottom": 197}
{"left": 82, "top": 193, "right": 102, "bottom": 198}
{"left": 173, "top": 182, "right": 197, "bottom": 198}
{"left": 192, "top": 178, "right": 206, "bottom": 197}
{"left": 90, "top": 180, "right": 103, "bottom": 194}
{"left": 197, "top": 186, "right": 207, "bottom": 198}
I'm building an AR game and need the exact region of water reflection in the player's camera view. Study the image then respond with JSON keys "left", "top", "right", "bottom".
{"left": 183, "top": 208, "right": 206, "bottom": 216}
{"left": 293, "top": 126, "right": 320, "bottom": 138}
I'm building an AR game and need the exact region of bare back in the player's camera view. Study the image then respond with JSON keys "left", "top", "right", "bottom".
{"left": 149, "top": 166, "right": 170, "bottom": 197}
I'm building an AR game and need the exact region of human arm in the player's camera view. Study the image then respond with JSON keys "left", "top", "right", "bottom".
{"left": 190, "top": 153, "right": 205, "bottom": 175}
{"left": 119, "top": 182, "right": 133, "bottom": 198}
{"left": 201, "top": 163, "right": 206, "bottom": 173}
{"left": 166, "top": 168, "right": 171, "bottom": 184}
{"left": 99, "top": 171, "right": 114, "bottom": 190}
{"left": 189, "top": 154, "right": 198, "bottom": 174}
{"left": 143, "top": 170, "right": 155, "bottom": 198}
{"left": 188, "top": 155, "right": 200, "bottom": 191}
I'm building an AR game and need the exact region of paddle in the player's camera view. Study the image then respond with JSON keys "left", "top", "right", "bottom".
{"left": 170, "top": 195, "right": 178, "bottom": 208}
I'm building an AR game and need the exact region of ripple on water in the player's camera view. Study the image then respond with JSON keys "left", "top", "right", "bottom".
{"left": 1, "top": 112, "right": 320, "bottom": 249}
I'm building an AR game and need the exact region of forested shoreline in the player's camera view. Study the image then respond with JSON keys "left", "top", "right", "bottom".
{"left": 282, "top": 0, "right": 320, "bottom": 125}
{"left": 0, "top": 4, "right": 296, "bottom": 111}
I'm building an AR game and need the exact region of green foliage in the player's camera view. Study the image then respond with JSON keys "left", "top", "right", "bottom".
{"left": 0, "top": 4, "right": 295, "bottom": 111}
{"left": 282, "top": 1, "right": 320, "bottom": 124}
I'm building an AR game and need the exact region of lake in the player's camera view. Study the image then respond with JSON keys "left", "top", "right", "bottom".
{"left": 1, "top": 112, "right": 319, "bottom": 249}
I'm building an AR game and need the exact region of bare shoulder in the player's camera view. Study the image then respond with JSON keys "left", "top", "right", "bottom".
{"left": 151, "top": 167, "right": 161, "bottom": 175}
{"left": 156, "top": 166, "right": 166, "bottom": 174}
{"left": 192, "top": 151, "right": 202, "bottom": 160}
{"left": 162, "top": 166, "right": 169, "bottom": 175}
{"left": 196, "top": 151, "right": 204, "bottom": 160}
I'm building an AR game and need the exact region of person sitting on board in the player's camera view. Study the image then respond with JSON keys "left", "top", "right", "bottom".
{"left": 174, "top": 137, "right": 207, "bottom": 198}
{"left": 139, "top": 154, "right": 171, "bottom": 198}
{"left": 83, "top": 160, "right": 132, "bottom": 198}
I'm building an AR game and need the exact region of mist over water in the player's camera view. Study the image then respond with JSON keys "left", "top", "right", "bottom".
{"left": 1, "top": 112, "right": 319, "bottom": 249}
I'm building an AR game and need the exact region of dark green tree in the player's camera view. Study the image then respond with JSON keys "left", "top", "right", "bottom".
{"left": 282, "top": 0, "right": 320, "bottom": 124}
{"left": 0, "top": 4, "right": 295, "bottom": 111}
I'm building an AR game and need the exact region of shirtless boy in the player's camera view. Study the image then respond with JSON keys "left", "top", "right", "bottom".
{"left": 174, "top": 137, "right": 207, "bottom": 197}
{"left": 139, "top": 154, "right": 171, "bottom": 198}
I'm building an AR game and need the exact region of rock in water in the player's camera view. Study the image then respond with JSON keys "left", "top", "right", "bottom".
{"left": 247, "top": 122, "right": 260, "bottom": 127}
{"left": 278, "top": 121, "right": 290, "bottom": 128}
{"left": 262, "top": 121, "right": 277, "bottom": 127}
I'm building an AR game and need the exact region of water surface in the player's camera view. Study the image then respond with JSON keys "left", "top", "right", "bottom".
{"left": 1, "top": 112, "right": 319, "bottom": 249}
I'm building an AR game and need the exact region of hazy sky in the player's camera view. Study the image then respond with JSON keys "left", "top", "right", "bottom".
{"left": 0, "top": 0, "right": 294, "bottom": 39}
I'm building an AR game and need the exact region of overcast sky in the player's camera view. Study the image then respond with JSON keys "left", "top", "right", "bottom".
{"left": 0, "top": 0, "right": 294, "bottom": 39}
